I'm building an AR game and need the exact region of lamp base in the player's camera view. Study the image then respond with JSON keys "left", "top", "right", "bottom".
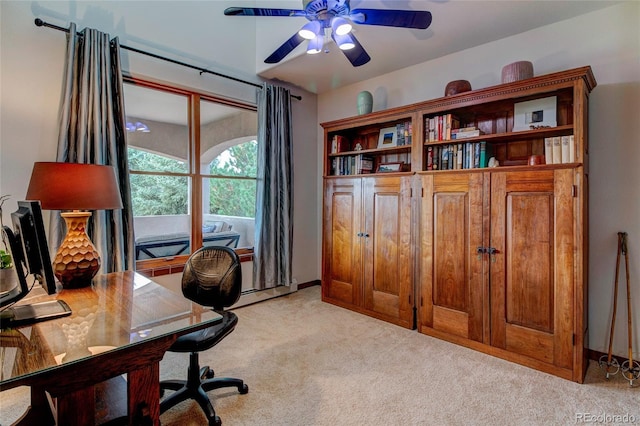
{"left": 53, "top": 211, "right": 100, "bottom": 289}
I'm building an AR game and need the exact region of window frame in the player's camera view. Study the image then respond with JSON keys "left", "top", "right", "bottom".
{"left": 124, "top": 76, "right": 257, "bottom": 272}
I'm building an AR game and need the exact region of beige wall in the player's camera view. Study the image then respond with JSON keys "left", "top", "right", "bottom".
{"left": 317, "top": 2, "right": 640, "bottom": 358}
{"left": 0, "top": 1, "right": 319, "bottom": 290}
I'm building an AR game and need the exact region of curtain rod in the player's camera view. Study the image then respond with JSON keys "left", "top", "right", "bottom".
{"left": 34, "top": 18, "right": 302, "bottom": 101}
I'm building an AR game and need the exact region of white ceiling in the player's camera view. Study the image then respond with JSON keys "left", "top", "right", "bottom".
{"left": 250, "top": 0, "right": 617, "bottom": 94}
{"left": 84, "top": 0, "right": 617, "bottom": 122}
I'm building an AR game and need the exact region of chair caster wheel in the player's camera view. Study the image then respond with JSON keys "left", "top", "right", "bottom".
{"left": 201, "top": 366, "right": 215, "bottom": 379}
{"left": 209, "top": 415, "right": 222, "bottom": 426}
{"left": 239, "top": 384, "right": 249, "bottom": 394}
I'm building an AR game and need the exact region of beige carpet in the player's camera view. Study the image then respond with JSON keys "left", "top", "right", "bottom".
{"left": 1, "top": 285, "right": 638, "bottom": 425}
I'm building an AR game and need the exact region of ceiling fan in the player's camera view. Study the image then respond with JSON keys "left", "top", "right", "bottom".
{"left": 223, "top": 0, "right": 432, "bottom": 67}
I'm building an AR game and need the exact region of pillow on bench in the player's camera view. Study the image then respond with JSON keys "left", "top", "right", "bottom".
{"left": 205, "top": 221, "right": 233, "bottom": 233}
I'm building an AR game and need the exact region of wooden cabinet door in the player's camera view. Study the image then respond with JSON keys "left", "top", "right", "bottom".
{"left": 322, "top": 178, "right": 364, "bottom": 308}
{"left": 489, "top": 169, "right": 575, "bottom": 369}
{"left": 362, "top": 176, "right": 413, "bottom": 327}
{"left": 419, "top": 173, "right": 485, "bottom": 341}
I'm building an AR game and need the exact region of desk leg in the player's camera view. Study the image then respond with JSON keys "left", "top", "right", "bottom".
{"left": 128, "top": 362, "right": 160, "bottom": 426}
{"left": 56, "top": 385, "right": 96, "bottom": 425}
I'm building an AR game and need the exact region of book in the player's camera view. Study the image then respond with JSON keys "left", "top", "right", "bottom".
{"left": 442, "top": 145, "right": 449, "bottom": 170}
{"left": 568, "top": 135, "right": 575, "bottom": 163}
{"left": 552, "top": 137, "right": 562, "bottom": 164}
{"left": 561, "top": 136, "right": 570, "bottom": 163}
{"left": 544, "top": 137, "right": 554, "bottom": 164}
{"left": 448, "top": 145, "right": 454, "bottom": 169}
{"left": 452, "top": 126, "right": 478, "bottom": 133}
{"left": 396, "top": 123, "right": 405, "bottom": 146}
{"left": 451, "top": 129, "right": 482, "bottom": 139}
{"left": 426, "top": 146, "right": 433, "bottom": 170}
{"left": 457, "top": 144, "right": 463, "bottom": 169}
{"left": 432, "top": 146, "right": 440, "bottom": 170}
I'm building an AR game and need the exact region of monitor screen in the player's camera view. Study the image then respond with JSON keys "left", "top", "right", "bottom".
{"left": 10, "top": 200, "right": 57, "bottom": 295}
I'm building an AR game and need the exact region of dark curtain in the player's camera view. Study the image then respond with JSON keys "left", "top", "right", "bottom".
{"left": 253, "top": 83, "right": 293, "bottom": 289}
{"left": 50, "top": 23, "right": 134, "bottom": 274}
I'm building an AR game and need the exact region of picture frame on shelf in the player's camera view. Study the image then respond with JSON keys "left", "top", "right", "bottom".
{"left": 513, "top": 96, "right": 557, "bottom": 131}
{"left": 376, "top": 162, "right": 405, "bottom": 173}
{"left": 377, "top": 127, "right": 398, "bottom": 148}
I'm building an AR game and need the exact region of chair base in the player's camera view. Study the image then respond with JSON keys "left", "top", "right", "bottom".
{"left": 160, "top": 352, "right": 248, "bottom": 426}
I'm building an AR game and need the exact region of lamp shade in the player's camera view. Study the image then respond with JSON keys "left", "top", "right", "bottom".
{"left": 26, "top": 162, "right": 123, "bottom": 211}
{"left": 332, "top": 32, "right": 355, "bottom": 50}
{"left": 307, "top": 35, "right": 324, "bottom": 54}
{"left": 331, "top": 17, "right": 352, "bottom": 36}
{"left": 298, "top": 21, "right": 322, "bottom": 40}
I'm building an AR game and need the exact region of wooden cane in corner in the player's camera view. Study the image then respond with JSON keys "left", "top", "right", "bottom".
{"left": 599, "top": 233, "right": 623, "bottom": 378}
{"left": 619, "top": 232, "right": 640, "bottom": 386}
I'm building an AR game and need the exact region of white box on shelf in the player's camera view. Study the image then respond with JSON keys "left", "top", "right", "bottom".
{"left": 513, "top": 96, "right": 557, "bottom": 132}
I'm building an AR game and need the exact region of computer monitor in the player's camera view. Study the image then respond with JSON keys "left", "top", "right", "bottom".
{"left": 0, "top": 200, "right": 71, "bottom": 328}
{"left": 0, "top": 226, "right": 29, "bottom": 308}
{"left": 11, "top": 200, "right": 57, "bottom": 294}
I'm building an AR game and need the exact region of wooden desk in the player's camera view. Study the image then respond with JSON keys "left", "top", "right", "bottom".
{"left": 0, "top": 271, "right": 221, "bottom": 425}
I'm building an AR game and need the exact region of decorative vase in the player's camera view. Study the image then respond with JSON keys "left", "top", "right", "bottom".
{"left": 444, "top": 80, "right": 472, "bottom": 96}
{"left": 501, "top": 61, "right": 534, "bottom": 83}
{"left": 357, "top": 91, "right": 373, "bottom": 115}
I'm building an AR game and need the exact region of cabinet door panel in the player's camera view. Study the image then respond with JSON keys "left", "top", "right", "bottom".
{"left": 420, "top": 173, "right": 484, "bottom": 341}
{"left": 363, "top": 176, "right": 412, "bottom": 323}
{"left": 323, "top": 179, "right": 363, "bottom": 306}
{"left": 490, "top": 170, "right": 574, "bottom": 368}
{"left": 505, "top": 192, "right": 554, "bottom": 333}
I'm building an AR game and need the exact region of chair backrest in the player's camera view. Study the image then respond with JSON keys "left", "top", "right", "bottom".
{"left": 181, "top": 246, "right": 242, "bottom": 311}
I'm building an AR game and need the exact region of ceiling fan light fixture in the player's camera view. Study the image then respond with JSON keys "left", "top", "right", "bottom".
{"left": 331, "top": 16, "right": 352, "bottom": 35}
{"left": 332, "top": 32, "right": 355, "bottom": 50}
{"left": 307, "top": 35, "right": 323, "bottom": 54}
{"left": 298, "top": 21, "right": 322, "bottom": 40}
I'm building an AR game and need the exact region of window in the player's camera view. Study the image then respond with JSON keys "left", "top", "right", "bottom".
{"left": 123, "top": 79, "right": 257, "bottom": 272}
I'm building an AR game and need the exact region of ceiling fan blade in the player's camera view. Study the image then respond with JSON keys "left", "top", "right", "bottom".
{"left": 350, "top": 9, "right": 432, "bottom": 29}
{"left": 265, "top": 33, "right": 306, "bottom": 64}
{"left": 224, "top": 7, "right": 306, "bottom": 17}
{"left": 340, "top": 33, "right": 370, "bottom": 67}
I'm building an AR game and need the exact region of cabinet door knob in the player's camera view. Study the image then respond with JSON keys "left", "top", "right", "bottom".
{"left": 487, "top": 247, "right": 498, "bottom": 262}
{"left": 364, "top": 233, "right": 370, "bottom": 238}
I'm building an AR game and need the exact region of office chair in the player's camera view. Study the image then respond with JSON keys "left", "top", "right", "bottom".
{"left": 160, "top": 246, "right": 248, "bottom": 426}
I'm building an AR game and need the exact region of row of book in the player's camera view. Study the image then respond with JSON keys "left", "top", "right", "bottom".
{"left": 544, "top": 135, "right": 575, "bottom": 164}
{"left": 396, "top": 121, "right": 413, "bottom": 146}
{"left": 331, "top": 154, "right": 375, "bottom": 176}
{"left": 424, "top": 113, "right": 484, "bottom": 142}
{"left": 426, "top": 141, "right": 493, "bottom": 170}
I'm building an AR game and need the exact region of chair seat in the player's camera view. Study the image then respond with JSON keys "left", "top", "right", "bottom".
{"left": 169, "top": 311, "right": 238, "bottom": 353}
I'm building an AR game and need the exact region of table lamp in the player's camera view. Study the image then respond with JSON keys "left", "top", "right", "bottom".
{"left": 26, "top": 162, "right": 123, "bottom": 289}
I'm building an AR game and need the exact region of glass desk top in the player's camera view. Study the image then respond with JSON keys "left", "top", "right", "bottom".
{"left": 0, "top": 271, "right": 221, "bottom": 389}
